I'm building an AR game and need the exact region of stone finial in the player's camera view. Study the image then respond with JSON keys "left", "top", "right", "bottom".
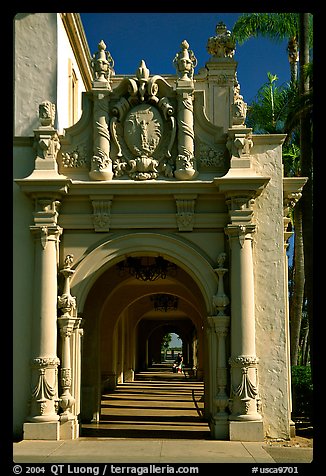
{"left": 63, "top": 254, "right": 74, "bottom": 269}
{"left": 39, "top": 101, "right": 55, "bottom": 127}
{"left": 91, "top": 40, "right": 115, "bottom": 84}
{"left": 173, "top": 39, "right": 197, "bottom": 80}
{"left": 217, "top": 252, "right": 227, "bottom": 269}
{"left": 233, "top": 74, "right": 247, "bottom": 125}
{"left": 206, "top": 21, "right": 236, "bottom": 58}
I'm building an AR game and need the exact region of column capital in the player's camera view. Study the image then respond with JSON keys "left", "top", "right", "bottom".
{"left": 30, "top": 225, "right": 62, "bottom": 249}
{"left": 207, "top": 315, "right": 230, "bottom": 333}
{"left": 225, "top": 223, "right": 256, "bottom": 242}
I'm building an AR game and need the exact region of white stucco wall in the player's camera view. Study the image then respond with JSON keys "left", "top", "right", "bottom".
{"left": 14, "top": 13, "right": 58, "bottom": 136}
{"left": 14, "top": 13, "right": 87, "bottom": 138}
{"left": 252, "top": 137, "right": 290, "bottom": 438}
{"left": 13, "top": 144, "right": 36, "bottom": 438}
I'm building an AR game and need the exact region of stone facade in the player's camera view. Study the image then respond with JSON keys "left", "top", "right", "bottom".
{"left": 13, "top": 14, "right": 306, "bottom": 441}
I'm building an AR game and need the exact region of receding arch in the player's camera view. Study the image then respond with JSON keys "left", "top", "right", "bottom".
{"left": 71, "top": 231, "right": 218, "bottom": 315}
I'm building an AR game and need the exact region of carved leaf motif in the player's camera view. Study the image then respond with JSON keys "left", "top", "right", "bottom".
{"left": 32, "top": 370, "right": 56, "bottom": 402}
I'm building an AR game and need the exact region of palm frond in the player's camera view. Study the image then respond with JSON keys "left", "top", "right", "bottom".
{"left": 232, "top": 13, "right": 299, "bottom": 44}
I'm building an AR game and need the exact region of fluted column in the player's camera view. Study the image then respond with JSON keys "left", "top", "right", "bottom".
{"left": 225, "top": 224, "right": 262, "bottom": 423}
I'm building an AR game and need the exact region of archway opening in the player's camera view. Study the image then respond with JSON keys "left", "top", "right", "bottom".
{"left": 78, "top": 248, "right": 213, "bottom": 438}
{"left": 163, "top": 332, "right": 182, "bottom": 363}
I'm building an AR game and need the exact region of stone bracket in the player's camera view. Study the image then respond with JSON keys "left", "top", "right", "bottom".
{"left": 174, "top": 194, "right": 197, "bottom": 231}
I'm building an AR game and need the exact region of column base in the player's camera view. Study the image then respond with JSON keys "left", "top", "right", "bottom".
{"left": 23, "top": 420, "right": 79, "bottom": 440}
{"left": 23, "top": 422, "right": 60, "bottom": 440}
{"left": 209, "top": 417, "right": 229, "bottom": 440}
{"left": 60, "top": 419, "right": 79, "bottom": 439}
{"left": 290, "top": 419, "right": 296, "bottom": 438}
{"left": 229, "top": 420, "right": 264, "bottom": 441}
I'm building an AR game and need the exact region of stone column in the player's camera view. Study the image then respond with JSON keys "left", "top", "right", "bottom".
{"left": 57, "top": 255, "right": 81, "bottom": 438}
{"left": 225, "top": 223, "right": 263, "bottom": 441}
{"left": 208, "top": 253, "right": 230, "bottom": 439}
{"left": 89, "top": 40, "right": 114, "bottom": 181}
{"left": 173, "top": 40, "right": 198, "bottom": 180}
{"left": 24, "top": 221, "right": 62, "bottom": 440}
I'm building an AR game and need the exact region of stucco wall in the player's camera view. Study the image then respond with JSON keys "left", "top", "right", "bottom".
{"left": 252, "top": 138, "right": 290, "bottom": 438}
{"left": 13, "top": 144, "right": 36, "bottom": 438}
{"left": 14, "top": 13, "right": 58, "bottom": 136}
{"left": 14, "top": 13, "right": 87, "bottom": 137}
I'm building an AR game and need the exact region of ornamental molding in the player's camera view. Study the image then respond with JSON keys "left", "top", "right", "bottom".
{"left": 174, "top": 195, "right": 197, "bottom": 231}
{"left": 32, "top": 357, "right": 60, "bottom": 369}
{"left": 91, "top": 198, "right": 113, "bottom": 232}
{"left": 229, "top": 355, "right": 259, "bottom": 368}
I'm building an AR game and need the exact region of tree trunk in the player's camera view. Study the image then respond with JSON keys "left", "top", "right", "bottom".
{"left": 299, "top": 13, "right": 313, "bottom": 374}
{"left": 287, "top": 36, "right": 299, "bottom": 84}
{"left": 290, "top": 202, "right": 305, "bottom": 365}
{"left": 301, "top": 323, "right": 309, "bottom": 366}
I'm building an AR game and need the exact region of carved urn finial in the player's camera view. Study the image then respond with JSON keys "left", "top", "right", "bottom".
{"left": 91, "top": 40, "right": 115, "bottom": 86}
{"left": 38, "top": 100, "right": 55, "bottom": 127}
{"left": 173, "top": 39, "right": 197, "bottom": 81}
{"left": 206, "top": 21, "right": 236, "bottom": 58}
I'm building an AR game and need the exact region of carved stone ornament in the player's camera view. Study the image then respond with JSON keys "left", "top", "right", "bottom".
{"left": 199, "top": 143, "right": 226, "bottom": 169}
{"left": 173, "top": 40, "right": 197, "bottom": 80}
{"left": 124, "top": 104, "right": 162, "bottom": 180}
{"left": 109, "top": 60, "right": 178, "bottom": 180}
{"left": 91, "top": 40, "right": 115, "bottom": 86}
{"left": 233, "top": 75, "right": 247, "bottom": 125}
{"left": 61, "top": 145, "right": 88, "bottom": 168}
{"left": 206, "top": 22, "right": 236, "bottom": 59}
{"left": 39, "top": 101, "right": 55, "bottom": 127}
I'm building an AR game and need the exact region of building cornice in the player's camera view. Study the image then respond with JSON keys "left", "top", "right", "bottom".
{"left": 60, "top": 13, "right": 92, "bottom": 91}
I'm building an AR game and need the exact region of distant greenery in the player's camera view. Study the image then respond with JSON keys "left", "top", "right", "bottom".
{"left": 161, "top": 333, "right": 172, "bottom": 353}
{"left": 291, "top": 366, "right": 313, "bottom": 420}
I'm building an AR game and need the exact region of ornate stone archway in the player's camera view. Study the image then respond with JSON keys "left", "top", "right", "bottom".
{"left": 72, "top": 233, "right": 217, "bottom": 428}
{"left": 14, "top": 20, "right": 307, "bottom": 441}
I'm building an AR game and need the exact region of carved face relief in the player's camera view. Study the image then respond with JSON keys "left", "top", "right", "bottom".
{"left": 124, "top": 104, "right": 163, "bottom": 159}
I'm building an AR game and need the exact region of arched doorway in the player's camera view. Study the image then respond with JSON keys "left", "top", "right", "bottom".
{"left": 70, "top": 232, "right": 218, "bottom": 434}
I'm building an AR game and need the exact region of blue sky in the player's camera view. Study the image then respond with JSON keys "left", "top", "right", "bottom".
{"left": 80, "top": 12, "right": 290, "bottom": 104}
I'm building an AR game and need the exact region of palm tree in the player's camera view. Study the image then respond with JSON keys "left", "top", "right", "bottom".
{"left": 232, "top": 13, "right": 313, "bottom": 367}
{"left": 232, "top": 13, "right": 312, "bottom": 83}
{"left": 298, "top": 13, "right": 313, "bottom": 372}
{"left": 246, "top": 73, "right": 306, "bottom": 365}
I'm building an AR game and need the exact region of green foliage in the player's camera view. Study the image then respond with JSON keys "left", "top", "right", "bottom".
{"left": 283, "top": 140, "right": 301, "bottom": 176}
{"left": 161, "top": 333, "right": 172, "bottom": 351}
{"left": 291, "top": 366, "right": 313, "bottom": 420}
{"left": 232, "top": 13, "right": 313, "bottom": 47}
{"left": 246, "top": 72, "right": 297, "bottom": 135}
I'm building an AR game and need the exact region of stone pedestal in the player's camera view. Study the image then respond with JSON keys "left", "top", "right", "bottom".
{"left": 23, "top": 422, "right": 60, "bottom": 440}
{"left": 229, "top": 421, "right": 264, "bottom": 441}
